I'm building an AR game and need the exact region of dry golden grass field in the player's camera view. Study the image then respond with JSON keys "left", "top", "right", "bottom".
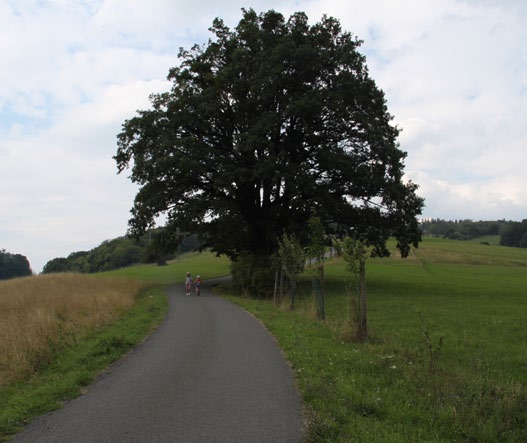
{"left": 0, "top": 274, "right": 145, "bottom": 386}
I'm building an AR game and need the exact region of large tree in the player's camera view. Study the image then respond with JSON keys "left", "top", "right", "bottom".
{"left": 115, "top": 9, "right": 424, "bottom": 281}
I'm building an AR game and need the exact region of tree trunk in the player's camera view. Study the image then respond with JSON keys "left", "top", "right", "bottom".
{"left": 319, "top": 263, "right": 325, "bottom": 320}
{"left": 274, "top": 270, "right": 279, "bottom": 305}
{"left": 279, "top": 269, "right": 284, "bottom": 303}
{"left": 358, "top": 259, "right": 367, "bottom": 340}
{"left": 312, "top": 260, "right": 325, "bottom": 320}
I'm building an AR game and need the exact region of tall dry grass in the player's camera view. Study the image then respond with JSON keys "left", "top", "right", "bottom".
{"left": 0, "top": 273, "right": 145, "bottom": 386}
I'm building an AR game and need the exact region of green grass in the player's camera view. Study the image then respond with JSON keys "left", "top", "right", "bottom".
{"left": 219, "top": 237, "right": 527, "bottom": 442}
{"left": 98, "top": 251, "right": 230, "bottom": 284}
{"left": 0, "top": 251, "right": 230, "bottom": 441}
{"left": 467, "top": 235, "right": 500, "bottom": 246}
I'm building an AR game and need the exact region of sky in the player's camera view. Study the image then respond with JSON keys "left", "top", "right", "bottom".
{"left": 1, "top": 0, "right": 525, "bottom": 273}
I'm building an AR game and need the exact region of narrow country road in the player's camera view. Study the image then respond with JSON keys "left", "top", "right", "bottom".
{"left": 11, "top": 278, "right": 305, "bottom": 443}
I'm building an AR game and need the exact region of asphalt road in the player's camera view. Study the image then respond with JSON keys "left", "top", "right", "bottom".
{"left": 11, "top": 278, "right": 305, "bottom": 443}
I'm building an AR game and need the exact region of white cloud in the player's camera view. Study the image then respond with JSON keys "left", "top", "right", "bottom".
{"left": 411, "top": 171, "right": 527, "bottom": 221}
{"left": 0, "top": 0, "right": 526, "bottom": 272}
{"left": 340, "top": 0, "right": 527, "bottom": 223}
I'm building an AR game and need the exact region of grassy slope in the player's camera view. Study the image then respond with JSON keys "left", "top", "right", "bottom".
{"left": 221, "top": 237, "right": 527, "bottom": 443}
{"left": 97, "top": 251, "right": 230, "bottom": 284}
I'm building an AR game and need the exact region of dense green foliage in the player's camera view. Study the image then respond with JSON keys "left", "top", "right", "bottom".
{"left": 115, "top": 9, "right": 423, "bottom": 294}
{"left": 0, "top": 249, "right": 32, "bottom": 280}
{"left": 42, "top": 230, "right": 201, "bottom": 274}
{"left": 499, "top": 219, "right": 527, "bottom": 248}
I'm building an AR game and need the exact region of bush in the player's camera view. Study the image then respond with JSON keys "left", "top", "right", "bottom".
{"left": 230, "top": 254, "right": 275, "bottom": 298}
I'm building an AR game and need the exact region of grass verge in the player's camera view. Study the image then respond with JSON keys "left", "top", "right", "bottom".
{"left": 0, "top": 274, "right": 144, "bottom": 386}
{"left": 0, "top": 286, "right": 167, "bottom": 441}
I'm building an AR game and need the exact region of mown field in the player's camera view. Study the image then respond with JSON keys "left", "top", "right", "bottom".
{"left": 1, "top": 241, "right": 525, "bottom": 442}
{"left": 221, "top": 237, "right": 527, "bottom": 442}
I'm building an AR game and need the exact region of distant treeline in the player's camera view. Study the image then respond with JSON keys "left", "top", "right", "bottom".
{"left": 498, "top": 219, "right": 527, "bottom": 248}
{"left": 42, "top": 229, "right": 202, "bottom": 274}
{"left": 0, "top": 249, "right": 32, "bottom": 280}
{"left": 420, "top": 218, "right": 527, "bottom": 247}
{"left": 37, "top": 218, "right": 527, "bottom": 275}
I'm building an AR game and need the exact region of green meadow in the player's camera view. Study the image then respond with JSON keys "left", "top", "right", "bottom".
{"left": 221, "top": 237, "right": 527, "bottom": 442}
{"left": 1, "top": 240, "right": 525, "bottom": 442}
{"left": 97, "top": 251, "right": 231, "bottom": 284}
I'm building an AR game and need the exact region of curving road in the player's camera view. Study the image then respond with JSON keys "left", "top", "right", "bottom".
{"left": 11, "top": 278, "right": 305, "bottom": 443}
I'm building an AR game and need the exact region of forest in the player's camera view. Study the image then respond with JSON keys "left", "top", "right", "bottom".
{"left": 41, "top": 230, "right": 201, "bottom": 274}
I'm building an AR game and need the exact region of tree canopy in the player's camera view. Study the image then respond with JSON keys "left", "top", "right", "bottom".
{"left": 115, "top": 9, "right": 424, "bottom": 271}
{"left": 500, "top": 219, "right": 527, "bottom": 248}
{"left": 0, "top": 249, "right": 32, "bottom": 280}
{"left": 42, "top": 230, "right": 201, "bottom": 274}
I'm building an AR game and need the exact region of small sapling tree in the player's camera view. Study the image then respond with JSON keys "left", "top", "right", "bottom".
{"left": 277, "top": 233, "right": 305, "bottom": 309}
{"left": 339, "top": 236, "right": 369, "bottom": 341}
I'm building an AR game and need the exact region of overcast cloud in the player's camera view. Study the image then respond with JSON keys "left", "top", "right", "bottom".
{"left": 1, "top": 0, "right": 525, "bottom": 272}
